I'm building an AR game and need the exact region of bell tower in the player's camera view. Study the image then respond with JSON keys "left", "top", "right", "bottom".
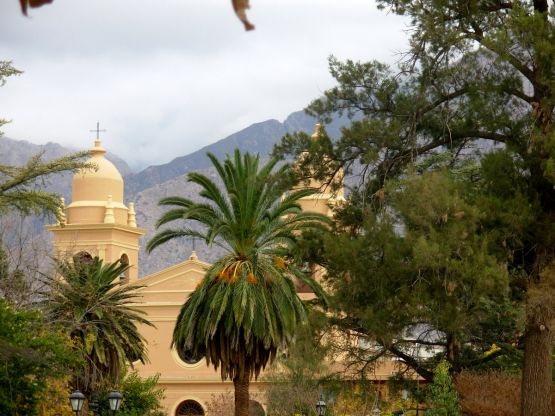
{"left": 296, "top": 123, "right": 345, "bottom": 216}
{"left": 46, "top": 138, "right": 145, "bottom": 282}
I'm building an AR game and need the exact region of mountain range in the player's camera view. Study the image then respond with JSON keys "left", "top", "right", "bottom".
{"left": 0, "top": 109, "right": 347, "bottom": 276}
{"left": 124, "top": 110, "right": 345, "bottom": 197}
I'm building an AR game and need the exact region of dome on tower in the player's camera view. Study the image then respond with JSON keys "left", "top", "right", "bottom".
{"left": 66, "top": 139, "right": 129, "bottom": 225}
{"left": 72, "top": 139, "right": 124, "bottom": 204}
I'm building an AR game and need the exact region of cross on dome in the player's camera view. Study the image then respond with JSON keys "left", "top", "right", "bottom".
{"left": 90, "top": 121, "right": 107, "bottom": 147}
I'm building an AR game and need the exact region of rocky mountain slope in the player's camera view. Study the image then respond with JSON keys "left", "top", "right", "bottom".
{"left": 124, "top": 110, "right": 346, "bottom": 197}
{"left": 129, "top": 110, "right": 352, "bottom": 275}
{"left": 0, "top": 110, "right": 347, "bottom": 276}
{"left": 134, "top": 167, "right": 220, "bottom": 276}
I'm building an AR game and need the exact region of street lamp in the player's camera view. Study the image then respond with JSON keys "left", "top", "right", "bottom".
{"left": 316, "top": 393, "right": 326, "bottom": 416}
{"left": 69, "top": 390, "right": 85, "bottom": 415}
{"left": 69, "top": 390, "right": 122, "bottom": 415}
{"left": 107, "top": 390, "right": 123, "bottom": 413}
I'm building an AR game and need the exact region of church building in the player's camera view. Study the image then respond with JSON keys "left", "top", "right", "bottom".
{"left": 46, "top": 129, "right": 349, "bottom": 415}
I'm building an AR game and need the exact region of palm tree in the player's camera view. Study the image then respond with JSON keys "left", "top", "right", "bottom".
{"left": 44, "top": 257, "right": 153, "bottom": 398}
{"left": 147, "top": 150, "right": 330, "bottom": 416}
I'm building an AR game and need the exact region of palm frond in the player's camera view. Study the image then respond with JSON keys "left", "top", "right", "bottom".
{"left": 149, "top": 150, "right": 330, "bottom": 382}
{"left": 43, "top": 257, "right": 154, "bottom": 394}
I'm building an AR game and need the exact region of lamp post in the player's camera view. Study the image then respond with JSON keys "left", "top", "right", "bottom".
{"left": 69, "top": 390, "right": 122, "bottom": 415}
{"left": 69, "top": 390, "right": 85, "bottom": 415}
{"left": 316, "top": 393, "right": 326, "bottom": 416}
{"left": 107, "top": 390, "right": 123, "bottom": 414}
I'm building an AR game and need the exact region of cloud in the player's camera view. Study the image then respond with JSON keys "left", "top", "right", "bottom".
{"left": 0, "top": 0, "right": 409, "bottom": 169}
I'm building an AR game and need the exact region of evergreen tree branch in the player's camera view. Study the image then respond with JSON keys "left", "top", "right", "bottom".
{"left": 386, "top": 343, "right": 435, "bottom": 381}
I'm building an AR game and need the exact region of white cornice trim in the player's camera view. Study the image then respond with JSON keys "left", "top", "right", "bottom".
{"left": 46, "top": 223, "right": 146, "bottom": 236}
{"left": 158, "top": 378, "right": 269, "bottom": 385}
{"left": 51, "top": 240, "right": 141, "bottom": 251}
{"left": 67, "top": 200, "right": 128, "bottom": 209}
{"left": 130, "top": 302, "right": 185, "bottom": 307}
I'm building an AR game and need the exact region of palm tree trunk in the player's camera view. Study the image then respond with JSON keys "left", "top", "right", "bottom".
{"left": 233, "top": 370, "right": 250, "bottom": 416}
{"left": 233, "top": 371, "right": 250, "bottom": 416}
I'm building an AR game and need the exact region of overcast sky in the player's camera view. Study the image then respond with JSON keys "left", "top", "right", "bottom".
{"left": 0, "top": 0, "right": 409, "bottom": 170}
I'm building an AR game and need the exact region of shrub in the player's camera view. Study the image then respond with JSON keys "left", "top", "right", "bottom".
{"left": 425, "top": 360, "right": 460, "bottom": 416}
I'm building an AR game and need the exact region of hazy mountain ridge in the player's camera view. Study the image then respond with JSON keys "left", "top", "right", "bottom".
{"left": 129, "top": 110, "right": 349, "bottom": 274}
{"left": 0, "top": 136, "right": 132, "bottom": 175}
{"left": 124, "top": 110, "right": 347, "bottom": 197}
{"left": 0, "top": 110, "right": 348, "bottom": 275}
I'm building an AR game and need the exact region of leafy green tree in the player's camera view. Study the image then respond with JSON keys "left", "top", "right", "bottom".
{"left": 317, "top": 165, "right": 523, "bottom": 378}
{"left": 36, "top": 375, "right": 75, "bottom": 416}
{"left": 43, "top": 257, "right": 154, "bottom": 398}
{"left": 115, "top": 372, "right": 165, "bottom": 416}
{"left": 95, "top": 371, "right": 166, "bottom": 416}
{"left": 0, "top": 299, "right": 77, "bottom": 416}
{"left": 147, "top": 150, "right": 330, "bottom": 416}
{"left": 274, "top": 0, "right": 555, "bottom": 406}
{"left": 425, "top": 360, "right": 460, "bottom": 416}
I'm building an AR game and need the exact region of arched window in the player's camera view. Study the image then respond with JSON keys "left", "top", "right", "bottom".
{"left": 119, "top": 253, "right": 130, "bottom": 281}
{"left": 176, "top": 400, "right": 204, "bottom": 416}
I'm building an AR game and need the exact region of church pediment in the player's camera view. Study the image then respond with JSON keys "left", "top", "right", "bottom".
{"left": 135, "top": 255, "right": 210, "bottom": 303}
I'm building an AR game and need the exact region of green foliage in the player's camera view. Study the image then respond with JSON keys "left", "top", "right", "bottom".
{"left": 0, "top": 60, "right": 21, "bottom": 85}
{"left": 0, "top": 299, "right": 77, "bottom": 416}
{"left": 320, "top": 168, "right": 523, "bottom": 380}
{"left": 425, "top": 360, "right": 460, "bottom": 416}
{"left": 116, "top": 372, "right": 165, "bottom": 416}
{"left": 272, "top": 1, "right": 555, "bottom": 411}
{"left": 36, "top": 375, "right": 75, "bottom": 416}
{"left": 43, "top": 257, "right": 154, "bottom": 396}
{"left": 95, "top": 371, "right": 166, "bottom": 416}
{"left": 0, "top": 150, "right": 93, "bottom": 222}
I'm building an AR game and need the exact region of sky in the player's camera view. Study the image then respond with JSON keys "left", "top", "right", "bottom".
{"left": 0, "top": 0, "right": 409, "bottom": 170}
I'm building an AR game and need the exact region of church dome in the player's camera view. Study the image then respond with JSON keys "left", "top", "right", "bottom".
{"left": 66, "top": 139, "right": 128, "bottom": 224}
{"left": 72, "top": 140, "right": 124, "bottom": 204}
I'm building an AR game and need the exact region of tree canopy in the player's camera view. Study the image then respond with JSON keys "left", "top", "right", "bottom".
{"left": 273, "top": 1, "right": 554, "bottom": 414}
{"left": 0, "top": 299, "right": 77, "bottom": 416}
